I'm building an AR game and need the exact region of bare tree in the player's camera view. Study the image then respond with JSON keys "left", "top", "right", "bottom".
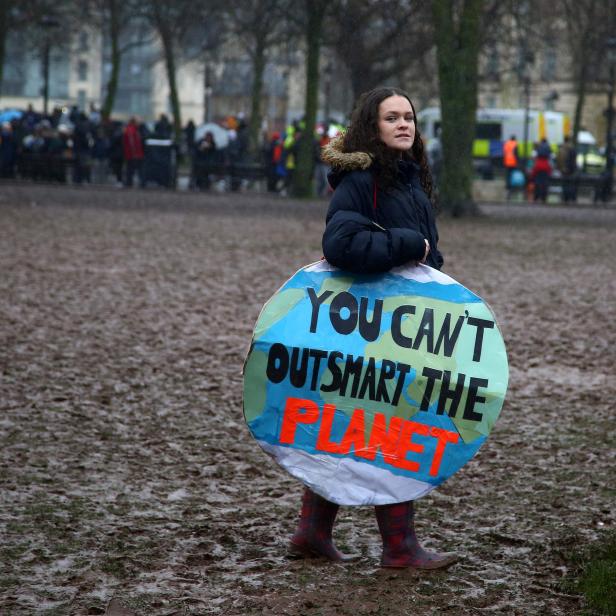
{"left": 81, "top": 0, "right": 150, "bottom": 119}
{"left": 432, "top": 0, "right": 484, "bottom": 216}
{"left": 559, "top": 0, "right": 612, "bottom": 143}
{"left": 328, "top": 0, "right": 434, "bottom": 101}
{"left": 140, "top": 0, "right": 196, "bottom": 142}
{"left": 0, "top": 1, "right": 80, "bottom": 101}
{"left": 224, "top": 0, "right": 291, "bottom": 157}
{"left": 0, "top": 0, "right": 14, "bottom": 95}
{"left": 292, "top": 0, "right": 328, "bottom": 197}
{"left": 141, "top": 0, "right": 229, "bottom": 141}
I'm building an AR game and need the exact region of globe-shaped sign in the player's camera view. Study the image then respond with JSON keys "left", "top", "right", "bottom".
{"left": 243, "top": 260, "right": 508, "bottom": 506}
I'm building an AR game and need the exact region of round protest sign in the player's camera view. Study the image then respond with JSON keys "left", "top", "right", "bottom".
{"left": 243, "top": 260, "right": 508, "bottom": 506}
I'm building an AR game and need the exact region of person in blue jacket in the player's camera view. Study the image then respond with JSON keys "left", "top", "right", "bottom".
{"left": 288, "top": 87, "right": 456, "bottom": 570}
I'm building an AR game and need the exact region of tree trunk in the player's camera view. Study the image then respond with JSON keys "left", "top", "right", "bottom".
{"left": 572, "top": 61, "right": 588, "bottom": 146}
{"left": 0, "top": 0, "right": 9, "bottom": 96}
{"left": 350, "top": 65, "right": 377, "bottom": 102}
{"left": 293, "top": 0, "right": 327, "bottom": 198}
{"left": 570, "top": 7, "right": 595, "bottom": 146}
{"left": 432, "top": 0, "right": 483, "bottom": 216}
{"left": 101, "top": 0, "right": 121, "bottom": 120}
{"left": 159, "top": 25, "right": 182, "bottom": 143}
{"left": 248, "top": 39, "right": 266, "bottom": 160}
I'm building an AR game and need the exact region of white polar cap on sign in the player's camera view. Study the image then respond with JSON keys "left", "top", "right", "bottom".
{"left": 259, "top": 441, "right": 435, "bottom": 506}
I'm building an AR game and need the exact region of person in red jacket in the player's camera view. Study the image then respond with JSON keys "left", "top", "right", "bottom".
{"left": 530, "top": 139, "right": 552, "bottom": 203}
{"left": 122, "top": 117, "right": 145, "bottom": 187}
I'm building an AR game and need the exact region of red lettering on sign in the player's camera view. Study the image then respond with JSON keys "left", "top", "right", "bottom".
{"left": 339, "top": 408, "right": 366, "bottom": 455}
{"left": 428, "top": 426, "right": 459, "bottom": 476}
{"left": 279, "top": 397, "right": 319, "bottom": 444}
{"left": 279, "top": 397, "right": 459, "bottom": 477}
{"left": 394, "top": 420, "right": 429, "bottom": 472}
{"left": 315, "top": 403, "right": 341, "bottom": 453}
{"left": 365, "top": 413, "right": 403, "bottom": 465}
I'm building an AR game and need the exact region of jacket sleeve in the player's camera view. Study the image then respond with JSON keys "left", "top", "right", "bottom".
{"left": 433, "top": 231, "right": 445, "bottom": 269}
{"left": 322, "top": 174, "right": 427, "bottom": 273}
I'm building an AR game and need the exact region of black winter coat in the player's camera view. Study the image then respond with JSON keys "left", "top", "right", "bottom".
{"left": 322, "top": 159, "right": 444, "bottom": 274}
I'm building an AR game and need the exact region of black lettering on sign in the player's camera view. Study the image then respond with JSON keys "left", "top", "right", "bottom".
{"left": 309, "top": 349, "right": 328, "bottom": 390}
{"left": 344, "top": 354, "right": 365, "bottom": 397}
{"left": 434, "top": 313, "right": 465, "bottom": 357}
{"left": 375, "top": 359, "right": 397, "bottom": 403}
{"left": 412, "top": 308, "right": 434, "bottom": 353}
{"left": 330, "top": 292, "right": 358, "bottom": 335}
{"left": 320, "top": 351, "right": 344, "bottom": 392}
{"left": 466, "top": 317, "right": 495, "bottom": 362}
{"left": 437, "top": 370, "right": 466, "bottom": 417}
{"left": 391, "top": 305, "right": 416, "bottom": 348}
{"left": 266, "top": 343, "right": 289, "bottom": 383}
{"left": 358, "top": 296, "right": 383, "bottom": 342}
{"left": 289, "top": 347, "right": 309, "bottom": 387}
{"left": 307, "top": 288, "right": 333, "bottom": 333}
{"left": 392, "top": 362, "right": 412, "bottom": 405}
{"left": 358, "top": 356, "right": 377, "bottom": 400}
{"left": 463, "top": 377, "right": 488, "bottom": 421}
{"left": 420, "top": 367, "right": 442, "bottom": 411}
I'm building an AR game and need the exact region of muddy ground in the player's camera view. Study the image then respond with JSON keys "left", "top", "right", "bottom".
{"left": 1, "top": 184, "right": 614, "bottom": 616}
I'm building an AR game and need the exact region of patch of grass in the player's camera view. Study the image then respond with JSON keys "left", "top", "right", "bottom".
{"left": 563, "top": 530, "right": 616, "bottom": 615}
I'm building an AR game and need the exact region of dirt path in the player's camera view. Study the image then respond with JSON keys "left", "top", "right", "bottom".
{"left": 1, "top": 185, "right": 614, "bottom": 615}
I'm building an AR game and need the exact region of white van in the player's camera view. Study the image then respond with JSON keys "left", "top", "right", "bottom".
{"left": 417, "top": 107, "right": 603, "bottom": 171}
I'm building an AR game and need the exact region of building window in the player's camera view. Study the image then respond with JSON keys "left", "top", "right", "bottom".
{"left": 78, "top": 60, "right": 88, "bottom": 81}
{"left": 541, "top": 48, "right": 557, "bottom": 81}
{"left": 486, "top": 49, "right": 499, "bottom": 80}
{"left": 79, "top": 32, "right": 89, "bottom": 52}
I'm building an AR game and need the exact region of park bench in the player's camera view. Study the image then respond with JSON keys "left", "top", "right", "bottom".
{"left": 194, "top": 160, "right": 267, "bottom": 191}
{"left": 16, "top": 151, "right": 71, "bottom": 183}
{"left": 548, "top": 172, "right": 609, "bottom": 203}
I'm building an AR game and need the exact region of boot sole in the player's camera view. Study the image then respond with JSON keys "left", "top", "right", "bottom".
{"left": 381, "top": 554, "right": 459, "bottom": 570}
{"left": 288, "top": 541, "right": 358, "bottom": 562}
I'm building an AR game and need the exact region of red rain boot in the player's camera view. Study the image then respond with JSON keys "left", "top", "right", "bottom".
{"left": 375, "top": 501, "right": 458, "bottom": 569}
{"left": 289, "top": 487, "right": 355, "bottom": 561}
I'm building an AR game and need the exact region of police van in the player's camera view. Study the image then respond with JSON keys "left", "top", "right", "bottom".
{"left": 417, "top": 107, "right": 604, "bottom": 172}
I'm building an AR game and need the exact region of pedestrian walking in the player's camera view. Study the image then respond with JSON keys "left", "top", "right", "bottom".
{"left": 530, "top": 138, "right": 552, "bottom": 203}
{"left": 123, "top": 117, "right": 145, "bottom": 188}
{"left": 72, "top": 113, "right": 93, "bottom": 185}
{"left": 503, "top": 134, "right": 519, "bottom": 199}
{"left": 287, "top": 87, "right": 456, "bottom": 569}
{"left": 556, "top": 136, "right": 577, "bottom": 203}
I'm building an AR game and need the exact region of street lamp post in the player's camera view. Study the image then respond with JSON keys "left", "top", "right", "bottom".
{"left": 603, "top": 36, "right": 616, "bottom": 202}
{"left": 40, "top": 15, "right": 59, "bottom": 116}
{"left": 323, "top": 62, "right": 333, "bottom": 126}
{"left": 203, "top": 61, "right": 212, "bottom": 124}
{"left": 521, "top": 50, "right": 535, "bottom": 174}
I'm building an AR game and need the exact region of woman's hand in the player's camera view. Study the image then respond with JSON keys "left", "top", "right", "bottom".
{"left": 407, "top": 239, "right": 430, "bottom": 267}
{"left": 419, "top": 239, "right": 430, "bottom": 263}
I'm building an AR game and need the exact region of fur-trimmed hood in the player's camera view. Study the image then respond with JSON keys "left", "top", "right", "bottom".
{"left": 321, "top": 134, "right": 372, "bottom": 171}
{"left": 322, "top": 134, "right": 373, "bottom": 190}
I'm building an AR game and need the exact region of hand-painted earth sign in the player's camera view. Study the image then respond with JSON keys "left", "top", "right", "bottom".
{"left": 243, "top": 260, "right": 508, "bottom": 506}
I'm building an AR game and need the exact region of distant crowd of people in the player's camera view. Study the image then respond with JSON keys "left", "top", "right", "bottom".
{"left": 502, "top": 133, "right": 610, "bottom": 203}
{"left": 0, "top": 104, "right": 182, "bottom": 187}
{"left": 0, "top": 103, "right": 348, "bottom": 195}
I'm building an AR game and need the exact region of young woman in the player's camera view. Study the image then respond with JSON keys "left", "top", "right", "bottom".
{"left": 288, "top": 87, "right": 456, "bottom": 570}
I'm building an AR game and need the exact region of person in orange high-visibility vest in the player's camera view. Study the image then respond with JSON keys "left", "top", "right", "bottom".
{"left": 503, "top": 135, "right": 519, "bottom": 198}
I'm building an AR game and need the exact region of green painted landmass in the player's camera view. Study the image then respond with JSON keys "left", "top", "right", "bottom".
{"left": 254, "top": 288, "right": 304, "bottom": 340}
{"left": 243, "top": 349, "right": 268, "bottom": 423}
{"left": 316, "top": 276, "right": 354, "bottom": 303}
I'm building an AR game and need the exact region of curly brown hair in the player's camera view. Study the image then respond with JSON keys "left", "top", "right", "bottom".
{"left": 342, "top": 87, "right": 434, "bottom": 203}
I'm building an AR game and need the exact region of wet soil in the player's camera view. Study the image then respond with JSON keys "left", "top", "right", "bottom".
{"left": 1, "top": 185, "right": 615, "bottom": 615}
